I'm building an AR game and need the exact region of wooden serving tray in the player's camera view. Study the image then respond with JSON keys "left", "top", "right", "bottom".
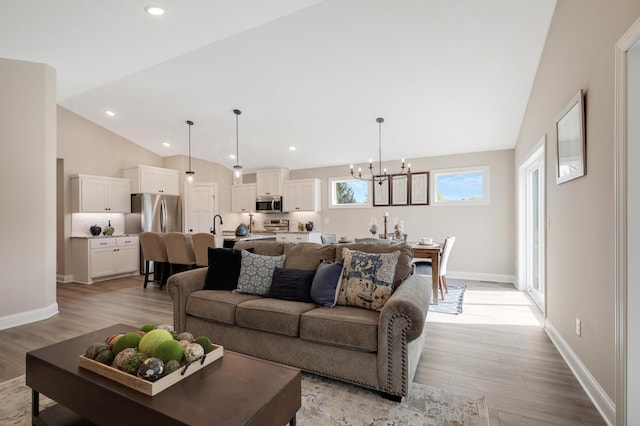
{"left": 79, "top": 344, "right": 223, "bottom": 396}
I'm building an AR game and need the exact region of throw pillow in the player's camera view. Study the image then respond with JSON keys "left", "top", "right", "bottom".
{"left": 310, "top": 258, "right": 345, "bottom": 308}
{"left": 234, "top": 251, "right": 286, "bottom": 296}
{"left": 204, "top": 247, "right": 254, "bottom": 290}
{"left": 268, "top": 267, "right": 316, "bottom": 303}
{"left": 336, "top": 248, "right": 400, "bottom": 311}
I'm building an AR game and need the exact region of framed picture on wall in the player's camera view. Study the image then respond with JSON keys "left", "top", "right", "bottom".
{"left": 372, "top": 177, "right": 389, "bottom": 206}
{"left": 391, "top": 175, "right": 408, "bottom": 205}
{"left": 556, "top": 89, "right": 586, "bottom": 184}
{"left": 410, "top": 172, "right": 429, "bottom": 205}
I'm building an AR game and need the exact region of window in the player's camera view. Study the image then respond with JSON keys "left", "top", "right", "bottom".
{"left": 431, "top": 166, "right": 490, "bottom": 206}
{"left": 329, "top": 177, "right": 370, "bottom": 208}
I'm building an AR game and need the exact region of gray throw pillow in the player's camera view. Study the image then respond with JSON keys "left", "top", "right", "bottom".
{"left": 310, "top": 258, "right": 345, "bottom": 308}
{"left": 234, "top": 251, "right": 286, "bottom": 296}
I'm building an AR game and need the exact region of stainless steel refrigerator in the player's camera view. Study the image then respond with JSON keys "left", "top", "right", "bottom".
{"left": 125, "top": 193, "right": 182, "bottom": 274}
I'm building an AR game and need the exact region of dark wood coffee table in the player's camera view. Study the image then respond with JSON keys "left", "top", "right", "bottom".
{"left": 26, "top": 324, "right": 301, "bottom": 425}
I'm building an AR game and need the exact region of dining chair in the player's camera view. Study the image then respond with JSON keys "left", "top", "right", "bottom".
{"left": 321, "top": 234, "right": 337, "bottom": 244}
{"left": 138, "top": 232, "right": 168, "bottom": 289}
{"left": 413, "top": 236, "right": 456, "bottom": 300}
{"left": 163, "top": 232, "right": 197, "bottom": 278}
{"left": 192, "top": 232, "right": 216, "bottom": 267}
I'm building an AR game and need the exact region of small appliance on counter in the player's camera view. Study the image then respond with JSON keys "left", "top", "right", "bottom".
{"left": 263, "top": 219, "right": 289, "bottom": 232}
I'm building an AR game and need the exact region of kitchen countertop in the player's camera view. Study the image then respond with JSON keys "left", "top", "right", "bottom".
{"left": 273, "top": 230, "right": 320, "bottom": 234}
{"left": 222, "top": 233, "right": 276, "bottom": 242}
{"left": 71, "top": 234, "right": 138, "bottom": 239}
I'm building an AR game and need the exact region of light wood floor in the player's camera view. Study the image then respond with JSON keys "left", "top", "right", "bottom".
{"left": 0, "top": 276, "right": 604, "bottom": 425}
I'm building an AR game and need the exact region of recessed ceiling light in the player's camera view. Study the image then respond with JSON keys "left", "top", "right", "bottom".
{"left": 288, "top": 146, "right": 296, "bottom": 151}
{"left": 105, "top": 110, "right": 115, "bottom": 117}
{"left": 145, "top": 6, "right": 165, "bottom": 16}
{"left": 162, "top": 142, "right": 171, "bottom": 147}
{"left": 229, "top": 154, "right": 236, "bottom": 159}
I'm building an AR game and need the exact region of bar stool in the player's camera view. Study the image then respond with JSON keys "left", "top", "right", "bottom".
{"left": 138, "top": 232, "right": 168, "bottom": 289}
{"left": 192, "top": 233, "right": 216, "bottom": 267}
{"left": 164, "top": 232, "right": 197, "bottom": 277}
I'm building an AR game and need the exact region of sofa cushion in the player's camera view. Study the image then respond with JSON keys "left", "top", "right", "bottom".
{"left": 268, "top": 267, "right": 315, "bottom": 303}
{"left": 283, "top": 242, "right": 336, "bottom": 270}
{"left": 310, "top": 258, "right": 344, "bottom": 308}
{"left": 233, "top": 241, "right": 285, "bottom": 256}
{"left": 336, "top": 248, "right": 399, "bottom": 311}
{"left": 336, "top": 243, "right": 413, "bottom": 286}
{"left": 204, "top": 247, "right": 253, "bottom": 290}
{"left": 185, "top": 290, "right": 262, "bottom": 325}
{"left": 300, "top": 306, "right": 379, "bottom": 352}
{"left": 236, "top": 298, "right": 317, "bottom": 337}
{"left": 234, "top": 251, "right": 286, "bottom": 296}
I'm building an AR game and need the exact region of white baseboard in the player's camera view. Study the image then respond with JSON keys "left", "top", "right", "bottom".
{"left": 545, "top": 319, "right": 615, "bottom": 425}
{"left": 448, "top": 270, "right": 516, "bottom": 285}
{"left": 56, "top": 274, "right": 73, "bottom": 283}
{"left": 0, "top": 303, "right": 59, "bottom": 331}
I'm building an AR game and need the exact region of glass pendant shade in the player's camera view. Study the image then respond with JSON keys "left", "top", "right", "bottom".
{"left": 233, "top": 164, "right": 243, "bottom": 185}
{"left": 232, "top": 109, "right": 243, "bottom": 184}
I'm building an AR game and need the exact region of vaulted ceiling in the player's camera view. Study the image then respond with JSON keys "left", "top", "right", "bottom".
{"left": 0, "top": 0, "right": 556, "bottom": 173}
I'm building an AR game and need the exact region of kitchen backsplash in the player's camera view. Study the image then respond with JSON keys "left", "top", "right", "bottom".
{"left": 71, "top": 213, "right": 126, "bottom": 237}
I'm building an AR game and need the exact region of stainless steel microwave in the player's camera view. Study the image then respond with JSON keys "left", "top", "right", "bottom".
{"left": 256, "top": 195, "right": 283, "bottom": 213}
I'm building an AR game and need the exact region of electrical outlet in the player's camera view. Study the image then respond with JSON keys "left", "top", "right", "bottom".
{"left": 576, "top": 319, "right": 581, "bottom": 336}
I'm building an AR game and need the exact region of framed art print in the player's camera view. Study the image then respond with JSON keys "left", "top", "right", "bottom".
{"left": 409, "top": 172, "right": 429, "bottom": 205}
{"left": 391, "top": 175, "right": 408, "bottom": 205}
{"left": 556, "top": 90, "right": 586, "bottom": 184}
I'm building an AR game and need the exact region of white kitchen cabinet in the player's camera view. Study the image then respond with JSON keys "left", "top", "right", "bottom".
{"left": 231, "top": 184, "right": 257, "bottom": 213}
{"left": 71, "top": 236, "right": 139, "bottom": 284}
{"left": 71, "top": 175, "right": 131, "bottom": 213}
{"left": 275, "top": 232, "right": 322, "bottom": 243}
{"left": 283, "top": 179, "right": 321, "bottom": 212}
{"left": 256, "top": 169, "right": 289, "bottom": 196}
{"left": 122, "top": 165, "right": 180, "bottom": 195}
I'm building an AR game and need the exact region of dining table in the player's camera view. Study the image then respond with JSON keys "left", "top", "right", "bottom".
{"left": 411, "top": 242, "right": 442, "bottom": 305}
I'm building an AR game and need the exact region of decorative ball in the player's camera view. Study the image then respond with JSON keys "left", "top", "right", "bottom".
{"left": 105, "top": 333, "right": 124, "bottom": 349}
{"left": 94, "top": 348, "right": 115, "bottom": 365}
{"left": 153, "top": 339, "right": 184, "bottom": 363}
{"left": 155, "top": 324, "right": 173, "bottom": 332}
{"left": 112, "top": 332, "right": 142, "bottom": 355}
{"left": 137, "top": 357, "right": 164, "bottom": 382}
{"left": 140, "top": 323, "right": 156, "bottom": 333}
{"left": 112, "top": 348, "right": 137, "bottom": 371}
{"left": 85, "top": 342, "right": 110, "bottom": 360}
{"left": 138, "top": 329, "right": 173, "bottom": 356}
{"left": 163, "top": 359, "right": 181, "bottom": 375}
{"left": 175, "top": 332, "right": 194, "bottom": 342}
{"left": 124, "top": 353, "right": 148, "bottom": 375}
{"left": 178, "top": 340, "right": 191, "bottom": 351}
{"left": 184, "top": 343, "right": 205, "bottom": 363}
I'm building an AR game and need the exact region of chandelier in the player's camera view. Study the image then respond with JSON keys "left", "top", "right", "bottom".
{"left": 350, "top": 117, "right": 410, "bottom": 185}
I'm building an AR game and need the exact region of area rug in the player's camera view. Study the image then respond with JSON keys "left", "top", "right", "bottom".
{"left": 1, "top": 373, "right": 489, "bottom": 425}
{"left": 429, "top": 284, "right": 467, "bottom": 315}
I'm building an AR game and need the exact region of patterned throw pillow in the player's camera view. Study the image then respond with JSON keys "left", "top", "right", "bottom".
{"left": 234, "top": 251, "right": 286, "bottom": 296}
{"left": 336, "top": 248, "right": 400, "bottom": 311}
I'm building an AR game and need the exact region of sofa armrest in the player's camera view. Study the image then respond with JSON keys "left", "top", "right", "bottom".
{"left": 377, "top": 273, "right": 431, "bottom": 394}
{"left": 166, "top": 267, "right": 208, "bottom": 332}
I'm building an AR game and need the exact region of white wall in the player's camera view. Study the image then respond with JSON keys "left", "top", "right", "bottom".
{"left": 290, "top": 149, "right": 516, "bottom": 282}
{"left": 515, "top": 0, "right": 640, "bottom": 410}
{"left": 0, "top": 58, "right": 58, "bottom": 329}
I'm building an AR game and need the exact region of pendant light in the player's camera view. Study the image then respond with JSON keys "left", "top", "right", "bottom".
{"left": 350, "top": 117, "right": 410, "bottom": 185}
{"left": 185, "top": 120, "right": 195, "bottom": 182}
{"left": 232, "top": 109, "right": 243, "bottom": 185}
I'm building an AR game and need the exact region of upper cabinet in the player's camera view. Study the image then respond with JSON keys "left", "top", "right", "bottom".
{"left": 283, "top": 179, "right": 321, "bottom": 212}
{"left": 71, "top": 175, "right": 131, "bottom": 213}
{"left": 231, "top": 184, "right": 257, "bottom": 213}
{"left": 122, "top": 165, "right": 180, "bottom": 195}
{"left": 256, "top": 169, "right": 289, "bottom": 196}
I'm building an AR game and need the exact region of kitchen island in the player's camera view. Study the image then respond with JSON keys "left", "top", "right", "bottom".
{"left": 222, "top": 232, "right": 276, "bottom": 248}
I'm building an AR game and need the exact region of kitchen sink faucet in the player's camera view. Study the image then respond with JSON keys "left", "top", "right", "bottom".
{"left": 212, "top": 215, "right": 223, "bottom": 235}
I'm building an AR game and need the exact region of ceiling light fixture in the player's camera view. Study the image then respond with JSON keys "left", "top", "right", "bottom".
{"left": 232, "top": 109, "right": 243, "bottom": 185}
{"left": 288, "top": 146, "right": 296, "bottom": 151}
{"left": 350, "top": 117, "right": 410, "bottom": 186}
{"left": 163, "top": 141, "right": 171, "bottom": 147}
{"left": 144, "top": 6, "right": 165, "bottom": 16}
{"left": 185, "top": 120, "right": 195, "bottom": 182}
{"left": 105, "top": 110, "right": 115, "bottom": 117}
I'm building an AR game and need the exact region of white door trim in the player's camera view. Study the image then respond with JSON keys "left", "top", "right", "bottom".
{"left": 615, "top": 15, "right": 640, "bottom": 426}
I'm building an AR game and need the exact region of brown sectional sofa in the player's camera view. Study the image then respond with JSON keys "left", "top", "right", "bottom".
{"left": 167, "top": 241, "right": 431, "bottom": 398}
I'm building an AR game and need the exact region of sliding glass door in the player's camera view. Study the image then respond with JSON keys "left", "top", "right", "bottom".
{"left": 525, "top": 151, "right": 545, "bottom": 307}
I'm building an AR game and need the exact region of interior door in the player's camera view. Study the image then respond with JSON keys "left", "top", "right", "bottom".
{"left": 184, "top": 183, "right": 218, "bottom": 233}
{"left": 525, "top": 149, "right": 545, "bottom": 308}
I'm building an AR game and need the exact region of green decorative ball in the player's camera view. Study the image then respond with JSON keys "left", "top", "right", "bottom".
{"left": 153, "top": 339, "right": 184, "bottom": 363}
{"left": 112, "top": 332, "right": 142, "bottom": 355}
